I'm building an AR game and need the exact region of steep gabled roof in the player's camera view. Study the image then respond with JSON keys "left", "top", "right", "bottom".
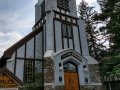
{"left": 0, "top": 26, "right": 43, "bottom": 61}
{"left": 0, "top": 67, "right": 24, "bottom": 86}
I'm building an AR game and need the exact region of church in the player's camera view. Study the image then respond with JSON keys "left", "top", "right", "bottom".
{"left": 0, "top": 0, "right": 102, "bottom": 90}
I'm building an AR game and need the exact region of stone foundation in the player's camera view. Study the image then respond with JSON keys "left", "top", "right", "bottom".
{"left": 44, "top": 85, "right": 103, "bottom": 90}
{"left": 81, "top": 85, "right": 103, "bottom": 90}
{"left": 44, "top": 85, "right": 64, "bottom": 90}
{"left": 88, "top": 64, "right": 101, "bottom": 83}
{"left": 44, "top": 59, "right": 54, "bottom": 83}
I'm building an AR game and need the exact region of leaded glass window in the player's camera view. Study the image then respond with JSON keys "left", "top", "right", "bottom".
{"left": 62, "top": 23, "right": 67, "bottom": 36}
{"left": 62, "top": 23, "right": 72, "bottom": 38}
{"left": 24, "top": 60, "right": 33, "bottom": 83}
{"left": 67, "top": 25, "right": 72, "bottom": 37}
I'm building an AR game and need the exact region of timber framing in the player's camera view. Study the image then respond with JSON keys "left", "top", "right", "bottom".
{"left": 0, "top": 26, "right": 43, "bottom": 63}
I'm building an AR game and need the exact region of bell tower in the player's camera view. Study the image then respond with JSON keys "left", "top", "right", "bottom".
{"left": 0, "top": 0, "right": 102, "bottom": 89}
{"left": 33, "top": 0, "right": 101, "bottom": 90}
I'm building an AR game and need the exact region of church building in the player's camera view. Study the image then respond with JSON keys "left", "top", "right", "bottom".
{"left": 0, "top": 0, "right": 102, "bottom": 90}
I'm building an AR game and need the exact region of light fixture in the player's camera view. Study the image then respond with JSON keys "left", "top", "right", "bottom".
{"left": 84, "top": 68, "right": 88, "bottom": 72}
{"left": 59, "top": 62, "right": 63, "bottom": 71}
{"left": 59, "top": 63, "right": 62, "bottom": 67}
{"left": 85, "top": 77, "right": 88, "bottom": 83}
{"left": 83, "top": 65, "right": 88, "bottom": 72}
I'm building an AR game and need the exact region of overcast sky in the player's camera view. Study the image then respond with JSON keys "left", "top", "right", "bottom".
{"left": 0, "top": 0, "right": 100, "bottom": 57}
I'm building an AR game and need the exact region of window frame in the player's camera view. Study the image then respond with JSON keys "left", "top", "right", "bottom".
{"left": 24, "top": 60, "right": 34, "bottom": 84}
{"left": 62, "top": 23, "right": 73, "bottom": 39}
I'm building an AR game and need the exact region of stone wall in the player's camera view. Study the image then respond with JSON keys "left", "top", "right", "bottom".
{"left": 88, "top": 64, "right": 101, "bottom": 83}
{"left": 44, "top": 59, "right": 54, "bottom": 83}
{"left": 79, "top": 64, "right": 104, "bottom": 90}
{"left": 44, "top": 85, "right": 64, "bottom": 90}
{"left": 81, "top": 85, "right": 103, "bottom": 90}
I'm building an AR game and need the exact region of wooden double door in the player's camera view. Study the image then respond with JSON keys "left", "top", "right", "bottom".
{"left": 64, "top": 72, "right": 80, "bottom": 90}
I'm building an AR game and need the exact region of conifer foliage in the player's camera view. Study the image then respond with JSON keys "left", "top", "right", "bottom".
{"left": 95, "top": 0, "right": 120, "bottom": 76}
{"left": 78, "top": 0, "right": 106, "bottom": 61}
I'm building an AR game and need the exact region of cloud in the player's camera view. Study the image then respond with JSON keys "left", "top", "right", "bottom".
{"left": 0, "top": 31, "right": 23, "bottom": 57}
{"left": 0, "top": 0, "right": 38, "bottom": 57}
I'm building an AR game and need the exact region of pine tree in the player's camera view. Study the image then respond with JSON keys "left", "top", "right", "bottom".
{"left": 95, "top": 0, "right": 120, "bottom": 76}
{"left": 78, "top": 0, "right": 106, "bottom": 61}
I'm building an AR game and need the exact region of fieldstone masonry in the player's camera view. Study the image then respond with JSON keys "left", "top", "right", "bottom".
{"left": 80, "top": 64, "right": 103, "bottom": 90}
{"left": 44, "top": 59, "right": 54, "bottom": 83}
{"left": 81, "top": 85, "right": 103, "bottom": 90}
{"left": 44, "top": 59, "right": 65, "bottom": 90}
{"left": 88, "top": 64, "right": 101, "bottom": 83}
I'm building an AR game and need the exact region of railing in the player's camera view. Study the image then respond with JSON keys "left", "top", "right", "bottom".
{"left": 102, "top": 76, "right": 120, "bottom": 82}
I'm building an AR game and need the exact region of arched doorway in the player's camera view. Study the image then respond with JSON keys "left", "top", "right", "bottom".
{"left": 64, "top": 62, "right": 80, "bottom": 90}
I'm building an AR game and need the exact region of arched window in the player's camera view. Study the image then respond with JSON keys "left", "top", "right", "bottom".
{"left": 63, "top": 62, "right": 77, "bottom": 72}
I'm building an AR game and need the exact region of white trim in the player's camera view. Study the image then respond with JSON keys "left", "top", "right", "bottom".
{"left": 80, "top": 83, "right": 102, "bottom": 85}
{"left": 44, "top": 83, "right": 52, "bottom": 86}
{"left": 84, "top": 56, "right": 98, "bottom": 64}
{"left": 55, "top": 83, "right": 64, "bottom": 85}
{"left": 44, "top": 83, "right": 64, "bottom": 86}
{"left": 7, "top": 57, "right": 15, "bottom": 62}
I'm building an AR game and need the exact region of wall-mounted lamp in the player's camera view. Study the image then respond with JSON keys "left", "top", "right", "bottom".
{"left": 85, "top": 77, "right": 88, "bottom": 83}
{"left": 83, "top": 65, "right": 86, "bottom": 68}
{"left": 59, "top": 76, "right": 62, "bottom": 82}
{"left": 83, "top": 65, "right": 88, "bottom": 72}
{"left": 59, "top": 62, "right": 63, "bottom": 71}
{"left": 59, "top": 63, "right": 62, "bottom": 67}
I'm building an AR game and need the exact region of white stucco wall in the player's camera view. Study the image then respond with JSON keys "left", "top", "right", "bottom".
{"left": 63, "top": 38, "right": 68, "bottom": 49}
{"left": 73, "top": 26, "right": 81, "bottom": 54}
{"left": 6, "top": 53, "right": 15, "bottom": 73}
{"left": 78, "top": 20, "right": 89, "bottom": 56}
{"left": 55, "top": 21, "right": 62, "bottom": 52}
{"left": 69, "top": 39, "right": 73, "bottom": 49}
{"left": 46, "top": 12, "right": 54, "bottom": 50}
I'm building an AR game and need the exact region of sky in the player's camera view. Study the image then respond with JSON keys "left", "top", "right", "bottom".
{"left": 0, "top": 0, "right": 100, "bottom": 57}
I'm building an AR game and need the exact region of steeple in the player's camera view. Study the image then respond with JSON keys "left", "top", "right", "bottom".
{"left": 36, "top": 0, "right": 43, "bottom": 5}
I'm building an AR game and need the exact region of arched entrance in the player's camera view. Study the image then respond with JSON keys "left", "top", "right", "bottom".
{"left": 63, "top": 62, "right": 80, "bottom": 90}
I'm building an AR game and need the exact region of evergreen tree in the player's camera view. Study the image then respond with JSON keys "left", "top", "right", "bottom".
{"left": 78, "top": 0, "right": 106, "bottom": 61}
{"left": 95, "top": 0, "right": 120, "bottom": 76}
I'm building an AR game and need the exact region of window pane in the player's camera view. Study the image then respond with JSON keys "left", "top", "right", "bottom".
{"left": 24, "top": 60, "right": 33, "bottom": 83}
{"left": 67, "top": 25, "right": 72, "bottom": 37}
{"left": 62, "top": 24, "right": 67, "bottom": 36}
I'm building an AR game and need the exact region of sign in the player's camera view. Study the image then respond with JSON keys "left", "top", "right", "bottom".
{"left": 61, "top": 52, "right": 82, "bottom": 61}
{"left": 0, "top": 73, "right": 18, "bottom": 88}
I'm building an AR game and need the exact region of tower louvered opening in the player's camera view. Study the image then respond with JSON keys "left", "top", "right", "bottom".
{"left": 57, "top": 0, "right": 69, "bottom": 11}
